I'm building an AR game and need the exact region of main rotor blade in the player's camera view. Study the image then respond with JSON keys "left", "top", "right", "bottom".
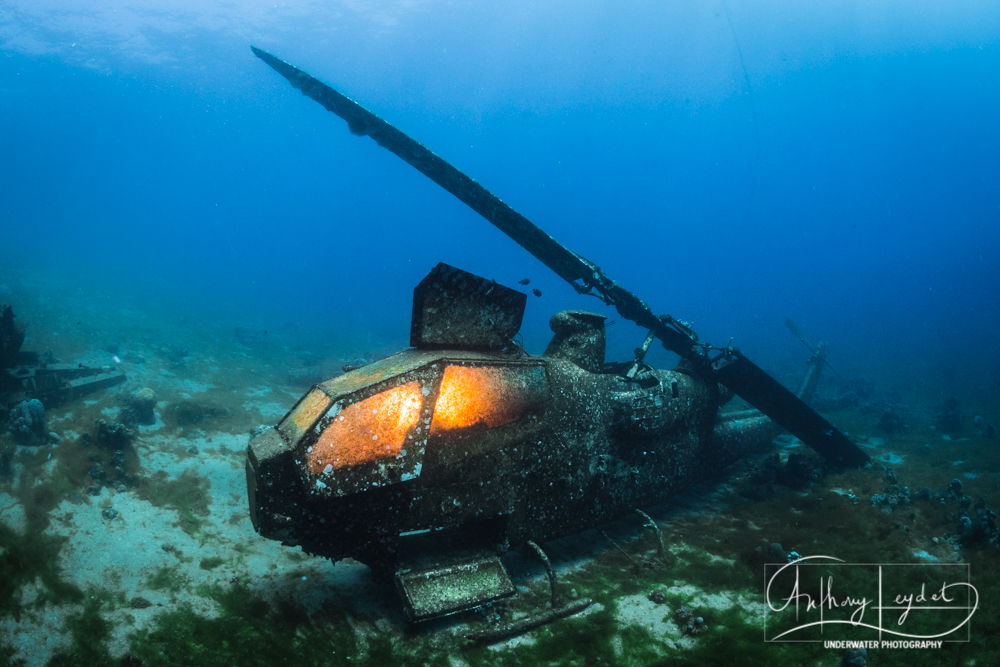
{"left": 252, "top": 46, "right": 588, "bottom": 286}
{"left": 714, "top": 354, "right": 868, "bottom": 467}
{"left": 252, "top": 46, "right": 868, "bottom": 467}
{"left": 251, "top": 47, "right": 697, "bottom": 358}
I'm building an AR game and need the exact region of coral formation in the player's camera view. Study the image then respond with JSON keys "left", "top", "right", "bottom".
{"left": 674, "top": 605, "right": 707, "bottom": 636}
{"left": 7, "top": 398, "right": 49, "bottom": 446}
{"left": 956, "top": 497, "right": 998, "bottom": 548}
{"left": 95, "top": 419, "right": 135, "bottom": 452}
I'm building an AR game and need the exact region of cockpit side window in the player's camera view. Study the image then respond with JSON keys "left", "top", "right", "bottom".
{"left": 305, "top": 381, "right": 423, "bottom": 474}
{"left": 430, "top": 364, "right": 549, "bottom": 438}
{"left": 278, "top": 389, "right": 330, "bottom": 443}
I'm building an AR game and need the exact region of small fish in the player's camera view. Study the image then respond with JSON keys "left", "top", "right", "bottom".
{"left": 518, "top": 278, "right": 531, "bottom": 285}
{"left": 532, "top": 288, "right": 542, "bottom": 297}
{"left": 112, "top": 355, "right": 122, "bottom": 364}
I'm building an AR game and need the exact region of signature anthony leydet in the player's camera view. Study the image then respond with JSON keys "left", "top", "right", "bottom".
{"left": 764, "top": 555, "right": 979, "bottom": 642}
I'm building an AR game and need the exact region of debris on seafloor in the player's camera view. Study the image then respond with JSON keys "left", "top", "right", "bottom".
{"left": 2, "top": 301, "right": 125, "bottom": 407}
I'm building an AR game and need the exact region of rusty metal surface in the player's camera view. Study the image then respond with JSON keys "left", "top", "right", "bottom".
{"left": 247, "top": 349, "right": 779, "bottom": 576}
{"left": 464, "top": 598, "right": 593, "bottom": 645}
{"left": 2, "top": 303, "right": 127, "bottom": 407}
{"left": 543, "top": 310, "right": 606, "bottom": 373}
{"left": 395, "top": 557, "right": 516, "bottom": 621}
{"left": 411, "top": 263, "right": 525, "bottom": 351}
{"left": 5, "top": 364, "right": 126, "bottom": 404}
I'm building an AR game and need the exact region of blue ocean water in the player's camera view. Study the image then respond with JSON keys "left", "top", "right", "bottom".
{"left": 2, "top": 2, "right": 1000, "bottom": 664}
{"left": 3, "top": 1, "right": 997, "bottom": 375}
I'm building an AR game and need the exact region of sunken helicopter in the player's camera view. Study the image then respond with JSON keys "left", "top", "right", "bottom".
{"left": 245, "top": 48, "right": 869, "bottom": 625}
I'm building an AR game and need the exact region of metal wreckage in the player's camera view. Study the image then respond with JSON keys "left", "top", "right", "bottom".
{"left": 245, "top": 47, "right": 869, "bottom": 635}
{"left": 1, "top": 303, "right": 125, "bottom": 411}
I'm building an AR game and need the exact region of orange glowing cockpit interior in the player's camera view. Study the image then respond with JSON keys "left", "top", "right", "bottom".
{"left": 302, "top": 364, "right": 547, "bottom": 475}
{"left": 306, "top": 381, "right": 423, "bottom": 474}
{"left": 430, "top": 365, "right": 540, "bottom": 436}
